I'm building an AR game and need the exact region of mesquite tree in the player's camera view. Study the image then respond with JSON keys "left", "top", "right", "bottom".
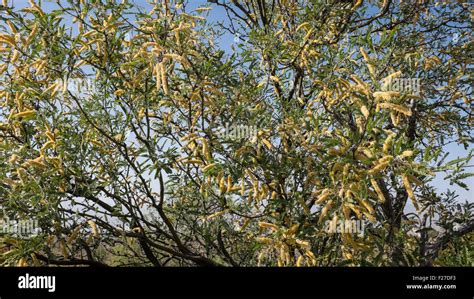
{"left": 0, "top": 0, "right": 472, "bottom": 266}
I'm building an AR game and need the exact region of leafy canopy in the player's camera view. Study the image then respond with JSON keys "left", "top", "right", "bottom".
{"left": 0, "top": 0, "right": 472, "bottom": 266}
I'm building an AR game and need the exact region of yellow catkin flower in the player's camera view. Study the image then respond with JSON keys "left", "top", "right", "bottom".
{"left": 235, "top": 146, "right": 248, "bottom": 157}
{"left": 295, "top": 22, "right": 310, "bottom": 32}
{"left": 390, "top": 111, "right": 399, "bottom": 126}
{"left": 180, "top": 132, "right": 199, "bottom": 142}
{"left": 258, "top": 222, "right": 279, "bottom": 231}
{"left": 8, "top": 154, "right": 19, "bottom": 164}
{"left": 383, "top": 133, "right": 395, "bottom": 154}
{"left": 226, "top": 175, "right": 232, "bottom": 193}
{"left": 243, "top": 192, "right": 253, "bottom": 205}
{"left": 25, "top": 24, "right": 38, "bottom": 47}
{"left": 343, "top": 204, "right": 351, "bottom": 219}
{"left": 201, "top": 138, "right": 210, "bottom": 160}
{"left": 305, "top": 251, "right": 316, "bottom": 266}
{"left": 142, "top": 42, "right": 159, "bottom": 48}
{"left": 318, "top": 199, "right": 334, "bottom": 224}
{"left": 351, "top": 0, "right": 363, "bottom": 9}
{"left": 257, "top": 187, "right": 267, "bottom": 201}
{"left": 373, "top": 91, "right": 401, "bottom": 101}
{"left": 75, "top": 59, "right": 87, "bottom": 68}
{"left": 219, "top": 176, "right": 226, "bottom": 194}
{"left": 262, "top": 138, "right": 272, "bottom": 150}
{"left": 26, "top": 156, "right": 47, "bottom": 169}
{"left": 245, "top": 169, "right": 257, "bottom": 184}
{"left": 257, "top": 252, "right": 265, "bottom": 266}
{"left": 315, "top": 188, "right": 332, "bottom": 204}
{"left": 240, "top": 179, "right": 246, "bottom": 196}
{"left": 17, "top": 258, "right": 28, "bottom": 267}
{"left": 11, "top": 110, "right": 36, "bottom": 119}
{"left": 182, "top": 159, "right": 203, "bottom": 165}
{"left": 0, "top": 64, "right": 7, "bottom": 75}
{"left": 155, "top": 63, "right": 162, "bottom": 91}
{"left": 59, "top": 239, "right": 69, "bottom": 258}
{"left": 15, "top": 93, "right": 23, "bottom": 110}
{"left": 6, "top": 20, "right": 17, "bottom": 33}
{"left": 30, "top": 253, "right": 40, "bottom": 266}
{"left": 287, "top": 224, "right": 299, "bottom": 235}
{"left": 359, "top": 198, "right": 375, "bottom": 215}
{"left": 11, "top": 49, "right": 19, "bottom": 63}
{"left": 114, "top": 89, "right": 125, "bottom": 96}
{"left": 270, "top": 75, "right": 280, "bottom": 83}
{"left": 296, "top": 255, "right": 304, "bottom": 267}
{"left": 303, "top": 28, "right": 314, "bottom": 41}
{"left": 16, "top": 167, "right": 28, "bottom": 181}
{"left": 400, "top": 150, "right": 414, "bottom": 158}
{"left": 202, "top": 163, "right": 216, "bottom": 172}
{"left": 350, "top": 75, "right": 370, "bottom": 93}
{"left": 298, "top": 197, "right": 310, "bottom": 215}
{"left": 343, "top": 249, "right": 353, "bottom": 261}
{"left": 160, "top": 63, "right": 169, "bottom": 95}
{"left": 378, "top": 102, "right": 412, "bottom": 116}
{"left": 279, "top": 245, "right": 288, "bottom": 265}
{"left": 257, "top": 79, "right": 267, "bottom": 88}
{"left": 82, "top": 233, "right": 92, "bottom": 245}
{"left": 361, "top": 148, "right": 373, "bottom": 159}
{"left": 271, "top": 191, "right": 277, "bottom": 200}
{"left": 402, "top": 175, "right": 419, "bottom": 211}
{"left": 42, "top": 81, "right": 61, "bottom": 96}
{"left": 67, "top": 225, "right": 82, "bottom": 244}
{"left": 341, "top": 232, "right": 357, "bottom": 248}
{"left": 0, "top": 34, "right": 15, "bottom": 47}
{"left": 199, "top": 182, "right": 205, "bottom": 195}
{"left": 331, "top": 213, "right": 338, "bottom": 230}
{"left": 87, "top": 220, "right": 98, "bottom": 236}
{"left": 406, "top": 173, "right": 423, "bottom": 186}
{"left": 368, "top": 162, "right": 389, "bottom": 175}
{"left": 205, "top": 209, "right": 228, "bottom": 221}
{"left": 40, "top": 140, "right": 55, "bottom": 155}
{"left": 216, "top": 170, "right": 223, "bottom": 182}
{"left": 360, "top": 47, "right": 376, "bottom": 76}
{"left": 296, "top": 239, "right": 310, "bottom": 249}
{"left": 163, "top": 53, "right": 190, "bottom": 68}
{"left": 229, "top": 185, "right": 241, "bottom": 192}
{"left": 370, "top": 179, "right": 386, "bottom": 203}
{"left": 355, "top": 115, "right": 364, "bottom": 133}
{"left": 138, "top": 107, "right": 146, "bottom": 119}
{"left": 195, "top": 6, "right": 212, "bottom": 12}
{"left": 378, "top": 155, "right": 394, "bottom": 164}
{"left": 360, "top": 105, "right": 369, "bottom": 119}
{"left": 28, "top": 0, "right": 45, "bottom": 16}
{"left": 256, "top": 237, "right": 273, "bottom": 244}
{"left": 277, "top": 257, "right": 283, "bottom": 267}
{"left": 239, "top": 218, "right": 251, "bottom": 232}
